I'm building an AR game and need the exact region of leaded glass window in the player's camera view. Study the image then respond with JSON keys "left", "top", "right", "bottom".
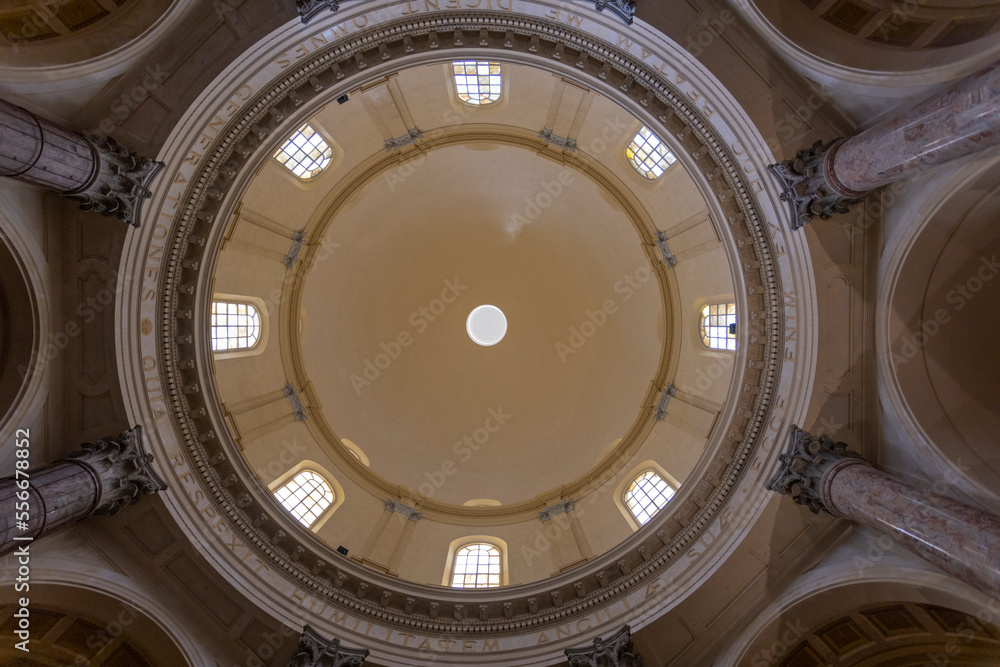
{"left": 451, "top": 543, "right": 501, "bottom": 588}
{"left": 626, "top": 126, "right": 677, "bottom": 179}
{"left": 453, "top": 61, "right": 502, "bottom": 106}
{"left": 274, "top": 124, "right": 333, "bottom": 179}
{"left": 274, "top": 471, "right": 334, "bottom": 528}
{"left": 700, "top": 303, "right": 737, "bottom": 351}
{"left": 211, "top": 301, "right": 261, "bottom": 351}
{"left": 624, "top": 470, "right": 675, "bottom": 526}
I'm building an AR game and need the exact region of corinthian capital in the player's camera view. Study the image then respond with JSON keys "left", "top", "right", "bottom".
{"left": 70, "top": 135, "right": 164, "bottom": 228}
{"left": 288, "top": 626, "right": 369, "bottom": 666}
{"left": 768, "top": 139, "right": 865, "bottom": 230}
{"left": 69, "top": 425, "right": 168, "bottom": 516}
{"left": 565, "top": 625, "right": 644, "bottom": 667}
{"left": 767, "top": 426, "right": 866, "bottom": 515}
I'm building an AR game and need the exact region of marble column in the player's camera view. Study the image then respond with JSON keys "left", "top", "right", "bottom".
{"left": 287, "top": 625, "right": 368, "bottom": 666}
{"left": 768, "top": 427, "right": 1000, "bottom": 600}
{"left": 0, "top": 426, "right": 167, "bottom": 556}
{"left": 565, "top": 625, "right": 644, "bottom": 666}
{"left": 0, "top": 98, "right": 163, "bottom": 227}
{"left": 770, "top": 59, "right": 1000, "bottom": 229}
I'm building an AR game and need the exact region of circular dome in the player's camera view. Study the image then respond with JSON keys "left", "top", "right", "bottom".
{"left": 466, "top": 305, "right": 507, "bottom": 346}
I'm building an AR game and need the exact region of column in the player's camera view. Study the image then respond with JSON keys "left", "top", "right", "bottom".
{"left": 769, "top": 59, "right": 1000, "bottom": 229}
{"left": 0, "top": 98, "right": 163, "bottom": 228}
{"left": 1, "top": 426, "right": 167, "bottom": 555}
{"left": 768, "top": 427, "right": 1000, "bottom": 599}
{"left": 288, "top": 625, "right": 369, "bottom": 666}
{"left": 565, "top": 625, "right": 644, "bottom": 666}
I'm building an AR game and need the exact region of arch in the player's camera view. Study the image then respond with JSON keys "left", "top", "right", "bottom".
{"left": 626, "top": 125, "right": 676, "bottom": 180}
{"left": 614, "top": 460, "right": 681, "bottom": 531}
{"left": 452, "top": 60, "right": 503, "bottom": 105}
{"left": 442, "top": 535, "right": 509, "bottom": 588}
{"left": 210, "top": 293, "right": 268, "bottom": 360}
{"left": 267, "top": 459, "right": 345, "bottom": 532}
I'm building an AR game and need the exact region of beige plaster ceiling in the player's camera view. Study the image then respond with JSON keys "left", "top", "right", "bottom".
{"left": 214, "top": 60, "right": 729, "bottom": 521}
{"left": 300, "top": 140, "right": 665, "bottom": 504}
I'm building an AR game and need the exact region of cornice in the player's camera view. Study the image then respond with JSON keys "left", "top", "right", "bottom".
{"left": 129, "top": 4, "right": 795, "bottom": 650}
{"left": 278, "top": 125, "right": 673, "bottom": 522}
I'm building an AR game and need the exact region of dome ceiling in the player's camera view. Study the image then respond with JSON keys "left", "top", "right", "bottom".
{"left": 301, "top": 141, "right": 664, "bottom": 504}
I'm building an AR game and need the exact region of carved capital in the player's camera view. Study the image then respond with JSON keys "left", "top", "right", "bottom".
{"left": 767, "top": 426, "right": 867, "bottom": 515}
{"left": 565, "top": 625, "right": 644, "bottom": 666}
{"left": 767, "top": 139, "right": 865, "bottom": 230}
{"left": 385, "top": 498, "right": 422, "bottom": 522}
{"left": 70, "top": 135, "right": 164, "bottom": 228}
{"left": 69, "top": 425, "right": 168, "bottom": 516}
{"left": 297, "top": 0, "right": 341, "bottom": 23}
{"left": 288, "top": 625, "right": 369, "bottom": 666}
{"left": 591, "top": 0, "right": 636, "bottom": 25}
{"left": 539, "top": 498, "right": 575, "bottom": 522}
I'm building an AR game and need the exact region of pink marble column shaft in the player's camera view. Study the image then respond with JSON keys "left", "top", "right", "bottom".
{"left": 829, "top": 60, "right": 1000, "bottom": 195}
{"left": 0, "top": 426, "right": 166, "bottom": 556}
{"left": 827, "top": 463, "right": 1000, "bottom": 600}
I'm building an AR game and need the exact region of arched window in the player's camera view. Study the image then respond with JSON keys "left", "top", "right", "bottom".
{"left": 211, "top": 301, "right": 262, "bottom": 351}
{"left": 626, "top": 126, "right": 676, "bottom": 179}
{"left": 451, "top": 543, "right": 502, "bottom": 589}
{"left": 624, "top": 470, "right": 675, "bottom": 526}
{"left": 274, "top": 124, "right": 333, "bottom": 179}
{"left": 700, "top": 303, "right": 736, "bottom": 350}
{"left": 273, "top": 470, "right": 334, "bottom": 528}
{"left": 452, "top": 61, "right": 502, "bottom": 106}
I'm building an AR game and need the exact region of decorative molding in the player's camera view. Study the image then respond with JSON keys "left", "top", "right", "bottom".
{"left": 288, "top": 625, "right": 369, "bottom": 666}
{"left": 70, "top": 135, "right": 164, "bottom": 228}
{"left": 768, "top": 139, "right": 865, "bottom": 230}
{"left": 538, "top": 499, "right": 575, "bottom": 522}
{"left": 69, "top": 425, "right": 168, "bottom": 516}
{"left": 565, "top": 625, "right": 644, "bottom": 666}
{"left": 767, "top": 426, "right": 867, "bottom": 516}
{"left": 539, "top": 128, "right": 577, "bottom": 152}
{"left": 653, "top": 231, "right": 678, "bottom": 268}
{"left": 386, "top": 499, "right": 422, "bottom": 522}
{"left": 385, "top": 128, "right": 423, "bottom": 152}
{"left": 283, "top": 231, "right": 307, "bottom": 268}
{"left": 145, "top": 8, "right": 788, "bottom": 636}
{"left": 653, "top": 384, "right": 676, "bottom": 420}
{"left": 283, "top": 383, "right": 308, "bottom": 421}
{"left": 587, "top": 0, "right": 636, "bottom": 25}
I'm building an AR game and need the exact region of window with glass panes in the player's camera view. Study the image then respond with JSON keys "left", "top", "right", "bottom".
{"left": 273, "top": 471, "right": 334, "bottom": 528}
{"left": 700, "top": 303, "right": 737, "bottom": 350}
{"left": 274, "top": 124, "right": 333, "bottom": 179}
{"left": 624, "top": 470, "right": 675, "bottom": 526}
{"left": 451, "top": 543, "right": 501, "bottom": 588}
{"left": 453, "top": 61, "right": 502, "bottom": 105}
{"left": 210, "top": 301, "right": 261, "bottom": 351}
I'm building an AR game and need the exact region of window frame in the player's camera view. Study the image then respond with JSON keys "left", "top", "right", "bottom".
{"left": 624, "top": 470, "right": 676, "bottom": 527}
{"left": 273, "top": 123, "right": 335, "bottom": 180}
{"left": 441, "top": 535, "right": 509, "bottom": 588}
{"left": 210, "top": 294, "right": 269, "bottom": 361}
{"left": 273, "top": 469, "right": 335, "bottom": 529}
{"left": 267, "top": 460, "right": 345, "bottom": 532}
{"left": 451, "top": 60, "right": 504, "bottom": 106}
{"left": 625, "top": 125, "right": 677, "bottom": 180}
{"left": 614, "top": 461, "right": 680, "bottom": 532}
{"left": 699, "top": 301, "right": 737, "bottom": 351}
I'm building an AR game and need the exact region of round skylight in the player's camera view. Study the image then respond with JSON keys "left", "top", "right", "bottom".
{"left": 466, "top": 305, "right": 507, "bottom": 346}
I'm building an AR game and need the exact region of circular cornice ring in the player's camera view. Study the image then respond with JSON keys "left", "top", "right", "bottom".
{"left": 282, "top": 125, "right": 675, "bottom": 521}
{"left": 117, "top": 3, "right": 816, "bottom": 663}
